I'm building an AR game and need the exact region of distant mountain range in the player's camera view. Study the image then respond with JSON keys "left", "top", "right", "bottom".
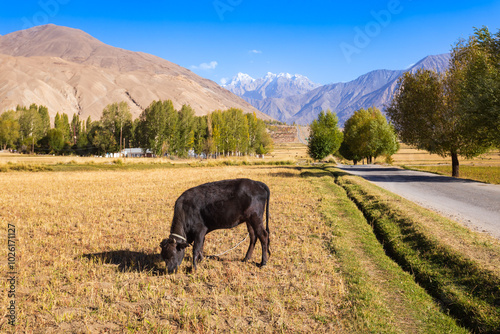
{"left": 0, "top": 24, "right": 451, "bottom": 127}
{"left": 224, "top": 72, "right": 321, "bottom": 100}
{"left": 224, "top": 54, "right": 450, "bottom": 125}
{"left": 0, "top": 24, "right": 270, "bottom": 121}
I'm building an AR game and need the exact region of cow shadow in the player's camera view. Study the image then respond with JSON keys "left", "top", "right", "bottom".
{"left": 81, "top": 250, "right": 165, "bottom": 275}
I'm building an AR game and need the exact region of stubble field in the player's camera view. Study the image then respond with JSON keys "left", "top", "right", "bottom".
{"left": 0, "top": 166, "right": 347, "bottom": 332}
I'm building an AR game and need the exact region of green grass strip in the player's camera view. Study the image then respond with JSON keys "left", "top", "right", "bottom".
{"left": 301, "top": 167, "right": 466, "bottom": 333}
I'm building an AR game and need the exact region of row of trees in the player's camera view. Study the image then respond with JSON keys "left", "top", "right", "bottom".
{"left": 387, "top": 27, "right": 500, "bottom": 177}
{"left": 135, "top": 100, "right": 272, "bottom": 157}
{"left": 0, "top": 104, "right": 51, "bottom": 154}
{"left": 0, "top": 100, "right": 272, "bottom": 157}
{"left": 0, "top": 102, "right": 136, "bottom": 155}
{"left": 307, "top": 107, "right": 398, "bottom": 164}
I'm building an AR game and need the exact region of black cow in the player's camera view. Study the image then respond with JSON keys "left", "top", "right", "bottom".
{"left": 160, "top": 179, "right": 271, "bottom": 274}
{"left": 160, "top": 178, "right": 270, "bottom": 274}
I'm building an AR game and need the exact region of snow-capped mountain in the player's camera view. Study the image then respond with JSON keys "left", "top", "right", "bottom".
{"left": 224, "top": 72, "right": 321, "bottom": 101}
{"left": 224, "top": 54, "right": 451, "bottom": 125}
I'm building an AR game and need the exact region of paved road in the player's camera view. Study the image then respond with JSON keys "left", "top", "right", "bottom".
{"left": 336, "top": 164, "right": 500, "bottom": 239}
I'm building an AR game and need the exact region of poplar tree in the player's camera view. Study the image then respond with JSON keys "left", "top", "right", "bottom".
{"left": 193, "top": 116, "right": 208, "bottom": 156}
{"left": 54, "top": 112, "right": 71, "bottom": 142}
{"left": 177, "top": 105, "right": 196, "bottom": 157}
{"left": 307, "top": 110, "right": 343, "bottom": 160}
{"left": 38, "top": 105, "right": 50, "bottom": 138}
{"left": 18, "top": 105, "right": 43, "bottom": 154}
{"left": 0, "top": 111, "right": 20, "bottom": 150}
{"left": 102, "top": 102, "right": 132, "bottom": 153}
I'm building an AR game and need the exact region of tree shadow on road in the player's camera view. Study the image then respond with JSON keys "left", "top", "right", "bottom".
{"left": 337, "top": 166, "right": 483, "bottom": 184}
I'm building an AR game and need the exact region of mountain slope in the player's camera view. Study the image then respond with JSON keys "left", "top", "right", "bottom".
{"left": 0, "top": 24, "right": 270, "bottom": 121}
{"left": 226, "top": 54, "right": 450, "bottom": 125}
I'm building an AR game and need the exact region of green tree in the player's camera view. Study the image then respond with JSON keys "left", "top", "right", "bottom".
{"left": 37, "top": 105, "right": 50, "bottom": 138}
{"left": 135, "top": 100, "right": 173, "bottom": 156}
{"left": 224, "top": 108, "right": 249, "bottom": 155}
{"left": 0, "top": 111, "right": 20, "bottom": 150}
{"left": 338, "top": 141, "right": 362, "bottom": 165}
{"left": 307, "top": 110, "right": 343, "bottom": 160}
{"left": 451, "top": 27, "right": 500, "bottom": 148}
{"left": 164, "top": 100, "right": 179, "bottom": 156}
{"left": 211, "top": 110, "right": 224, "bottom": 156}
{"left": 193, "top": 116, "right": 208, "bottom": 156}
{"left": 18, "top": 105, "right": 44, "bottom": 154}
{"left": 54, "top": 112, "right": 71, "bottom": 142}
{"left": 247, "top": 112, "right": 272, "bottom": 155}
{"left": 206, "top": 113, "right": 216, "bottom": 157}
{"left": 70, "top": 114, "right": 82, "bottom": 146}
{"left": 76, "top": 127, "right": 90, "bottom": 155}
{"left": 44, "top": 128, "right": 66, "bottom": 154}
{"left": 90, "top": 123, "right": 117, "bottom": 156}
{"left": 387, "top": 68, "right": 491, "bottom": 177}
{"left": 341, "top": 107, "right": 399, "bottom": 164}
{"left": 177, "top": 104, "right": 195, "bottom": 157}
{"left": 101, "top": 102, "right": 133, "bottom": 153}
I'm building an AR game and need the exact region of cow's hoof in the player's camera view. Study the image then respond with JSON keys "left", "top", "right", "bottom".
{"left": 257, "top": 262, "right": 267, "bottom": 268}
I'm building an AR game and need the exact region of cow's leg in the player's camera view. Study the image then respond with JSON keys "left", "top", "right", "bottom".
{"left": 192, "top": 228, "right": 207, "bottom": 271}
{"left": 243, "top": 223, "right": 257, "bottom": 262}
{"left": 248, "top": 213, "right": 269, "bottom": 267}
{"left": 196, "top": 235, "right": 206, "bottom": 263}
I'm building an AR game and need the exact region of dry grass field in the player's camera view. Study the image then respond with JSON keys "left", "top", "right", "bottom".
{"left": 0, "top": 166, "right": 348, "bottom": 332}
{"left": 391, "top": 145, "right": 500, "bottom": 184}
{"left": 1, "top": 143, "right": 498, "bottom": 332}
{"left": 392, "top": 144, "right": 500, "bottom": 167}
{"left": 0, "top": 142, "right": 309, "bottom": 167}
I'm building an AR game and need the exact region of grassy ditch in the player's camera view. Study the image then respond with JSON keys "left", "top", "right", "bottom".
{"left": 323, "top": 165, "right": 500, "bottom": 333}
{"left": 301, "top": 167, "right": 466, "bottom": 333}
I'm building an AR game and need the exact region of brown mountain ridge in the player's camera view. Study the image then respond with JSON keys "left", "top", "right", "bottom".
{"left": 0, "top": 24, "right": 270, "bottom": 121}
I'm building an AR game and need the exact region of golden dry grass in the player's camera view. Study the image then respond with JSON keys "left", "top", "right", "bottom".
{"left": 0, "top": 166, "right": 346, "bottom": 333}
{"left": 392, "top": 144, "right": 500, "bottom": 167}
{"left": 0, "top": 143, "right": 309, "bottom": 168}
{"left": 268, "top": 143, "right": 310, "bottom": 163}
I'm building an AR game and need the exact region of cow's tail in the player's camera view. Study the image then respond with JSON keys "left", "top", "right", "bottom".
{"left": 264, "top": 183, "right": 271, "bottom": 256}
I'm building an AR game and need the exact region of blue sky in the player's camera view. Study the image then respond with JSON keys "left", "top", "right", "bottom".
{"left": 1, "top": 0, "right": 499, "bottom": 85}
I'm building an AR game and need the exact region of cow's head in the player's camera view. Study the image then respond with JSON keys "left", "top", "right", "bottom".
{"left": 160, "top": 238, "right": 190, "bottom": 274}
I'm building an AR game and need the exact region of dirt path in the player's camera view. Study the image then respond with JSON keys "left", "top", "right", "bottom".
{"left": 337, "top": 164, "right": 500, "bottom": 239}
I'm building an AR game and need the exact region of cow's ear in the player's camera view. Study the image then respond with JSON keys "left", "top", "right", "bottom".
{"left": 160, "top": 239, "right": 169, "bottom": 248}
{"left": 177, "top": 242, "right": 190, "bottom": 250}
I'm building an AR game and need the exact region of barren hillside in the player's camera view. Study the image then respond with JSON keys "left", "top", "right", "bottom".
{"left": 0, "top": 24, "right": 270, "bottom": 121}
